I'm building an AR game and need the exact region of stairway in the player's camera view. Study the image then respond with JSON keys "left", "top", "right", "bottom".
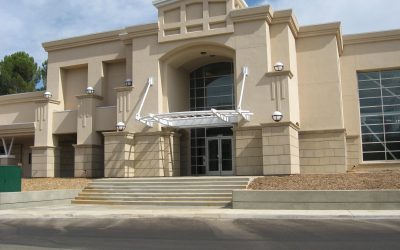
{"left": 72, "top": 177, "right": 250, "bottom": 207}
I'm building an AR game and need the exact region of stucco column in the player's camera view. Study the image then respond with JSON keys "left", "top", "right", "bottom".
{"left": 74, "top": 94, "right": 103, "bottom": 177}
{"left": 31, "top": 99, "right": 61, "bottom": 177}
{"left": 103, "top": 131, "right": 134, "bottom": 178}
{"left": 262, "top": 122, "right": 300, "bottom": 175}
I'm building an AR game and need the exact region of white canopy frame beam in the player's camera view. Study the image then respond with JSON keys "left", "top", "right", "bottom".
{"left": 138, "top": 109, "right": 253, "bottom": 129}
{"left": 1, "top": 137, "right": 14, "bottom": 156}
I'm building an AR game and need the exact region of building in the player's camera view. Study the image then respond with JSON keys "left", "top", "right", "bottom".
{"left": 0, "top": 0, "right": 399, "bottom": 178}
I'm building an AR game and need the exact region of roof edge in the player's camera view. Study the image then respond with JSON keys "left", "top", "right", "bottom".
{"left": 343, "top": 29, "right": 400, "bottom": 45}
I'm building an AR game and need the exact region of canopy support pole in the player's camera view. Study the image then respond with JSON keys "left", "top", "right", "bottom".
{"left": 136, "top": 77, "right": 154, "bottom": 122}
{"left": 237, "top": 66, "right": 249, "bottom": 111}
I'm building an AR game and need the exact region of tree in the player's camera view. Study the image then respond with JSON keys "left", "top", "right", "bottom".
{"left": 0, "top": 52, "right": 40, "bottom": 95}
{"left": 39, "top": 60, "right": 48, "bottom": 90}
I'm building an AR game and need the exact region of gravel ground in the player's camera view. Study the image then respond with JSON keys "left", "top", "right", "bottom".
{"left": 248, "top": 172, "right": 400, "bottom": 190}
{"left": 22, "top": 178, "right": 92, "bottom": 191}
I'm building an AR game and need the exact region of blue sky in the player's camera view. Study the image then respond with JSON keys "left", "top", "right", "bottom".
{"left": 1, "top": 0, "right": 400, "bottom": 64}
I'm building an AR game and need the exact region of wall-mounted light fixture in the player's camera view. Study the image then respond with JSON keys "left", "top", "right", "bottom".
{"left": 273, "top": 62, "right": 284, "bottom": 72}
{"left": 44, "top": 91, "right": 52, "bottom": 99}
{"left": 272, "top": 111, "right": 283, "bottom": 122}
{"left": 86, "top": 86, "right": 95, "bottom": 95}
{"left": 124, "top": 79, "right": 133, "bottom": 86}
{"left": 116, "top": 122, "right": 126, "bottom": 132}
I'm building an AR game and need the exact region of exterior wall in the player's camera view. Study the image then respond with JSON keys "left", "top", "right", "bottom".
{"left": 103, "top": 61, "right": 126, "bottom": 107}
{"left": 346, "top": 135, "right": 360, "bottom": 170}
{"left": 134, "top": 131, "right": 180, "bottom": 177}
{"left": 299, "top": 130, "right": 347, "bottom": 173}
{"left": 341, "top": 31, "right": 400, "bottom": 166}
{"left": 74, "top": 144, "right": 104, "bottom": 178}
{"left": 297, "top": 32, "right": 344, "bottom": 131}
{"left": 61, "top": 66, "right": 88, "bottom": 110}
{"left": 104, "top": 130, "right": 180, "bottom": 177}
{"left": 235, "top": 126, "right": 263, "bottom": 176}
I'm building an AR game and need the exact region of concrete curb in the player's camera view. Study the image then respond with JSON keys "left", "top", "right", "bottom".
{"left": 0, "top": 205, "right": 399, "bottom": 220}
{"left": 0, "top": 190, "right": 81, "bottom": 209}
{"left": 233, "top": 190, "right": 400, "bottom": 210}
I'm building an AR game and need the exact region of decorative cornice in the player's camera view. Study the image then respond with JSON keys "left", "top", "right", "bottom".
{"left": 261, "top": 121, "right": 300, "bottom": 131}
{"left": 298, "top": 22, "right": 343, "bottom": 56}
{"left": 299, "top": 128, "right": 346, "bottom": 135}
{"left": 42, "top": 29, "right": 123, "bottom": 52}
{"left": 266, "top": 70, "right": 293, "bottom": 79}
{"left": 75, "top": 94, "right": 103, "bottom": 100}
{"left": 0, "top": 122, "right": 35, "bottom": 136}
{"left": 103, "top": 131, "right": 134, "bottom": 137}
{"left": 114, "top": 86, "right": 134, "bottom": 92}
{"left": 152, "top": 0, "right": 179, "bottom": 8}
{"left": 0, "top": 91, "right": 59, "bottom": 105}
{"left": 120, "top": 23, "right": 159, "bottom": 44}
{"left": 343, "top": 29, "right": 400, "bottom": 45}
{"left": 231, "top": 5, "right": 273, "bottom": 24}
{"left": 271, "top": 9, "right": 299, "bottom": 38}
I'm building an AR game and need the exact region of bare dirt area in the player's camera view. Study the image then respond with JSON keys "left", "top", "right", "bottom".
{"left": 22, "top": 178, "right": 92, "bottom": 191}
{"left": 248, "top": 172, "right": 400, "bottom": 190}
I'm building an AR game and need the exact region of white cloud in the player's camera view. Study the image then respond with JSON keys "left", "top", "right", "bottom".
{"left": 0, "top": 0, "right": 156, "bottom": 63}
{"left": 257, "top": 0, "right": 400, "bottom": 34}
{"left": 1, "top": 0, "right": 400, "bottom": 64}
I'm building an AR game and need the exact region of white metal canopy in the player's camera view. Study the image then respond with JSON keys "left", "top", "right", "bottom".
{"left": 138, "top": 109, "right": 252, "bottom": 128}
{"left": 136, "top": 66, "right": 252, "bottom": 128}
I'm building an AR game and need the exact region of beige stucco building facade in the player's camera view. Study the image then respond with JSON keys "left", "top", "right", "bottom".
{"left": 1, "top": 0, "right": 400, "bottom": 178}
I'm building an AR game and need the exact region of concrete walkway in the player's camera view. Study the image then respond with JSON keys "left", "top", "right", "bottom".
{"left": 0, "top": 204, "right": 399, "bottom": 220}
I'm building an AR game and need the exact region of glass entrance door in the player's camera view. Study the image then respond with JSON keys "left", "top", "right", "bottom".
{"left": 206, "top": 136, "right": 233, "bottom": 176}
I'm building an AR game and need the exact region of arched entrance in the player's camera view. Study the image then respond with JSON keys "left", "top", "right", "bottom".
{"left": 136, "top": 43, "right": 252, "bottom": 176}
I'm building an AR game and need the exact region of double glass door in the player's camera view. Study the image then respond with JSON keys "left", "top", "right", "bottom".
{"left": 206, "top": 136, "right": 233, "bottom": 176}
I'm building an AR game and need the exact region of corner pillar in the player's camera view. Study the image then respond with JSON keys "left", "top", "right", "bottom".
{"left": 32, "top": 98, "right": 61, "bottom": 177}
{"left": 262, "top": 122, "right": 300, "bottom": 175}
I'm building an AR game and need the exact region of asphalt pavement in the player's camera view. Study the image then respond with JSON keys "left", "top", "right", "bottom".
{"left": 0, "top": 218, "right": 399, "bottom": 250}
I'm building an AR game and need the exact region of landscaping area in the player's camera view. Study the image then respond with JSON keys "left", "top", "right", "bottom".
{"left": 248, "top": 172, "right": 400, "bottom": 190}
{"left": 21, "top": 171, "right": 400, "bottom": 191}
{"left": 22, "top": 178, "right": 92, "bottom": 191}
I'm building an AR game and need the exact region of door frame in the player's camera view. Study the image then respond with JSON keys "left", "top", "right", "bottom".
{"left": 205, "top": 135, "right": 234, "bottom": 176}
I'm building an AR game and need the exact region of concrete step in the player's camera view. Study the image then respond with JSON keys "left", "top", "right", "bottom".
{"left": 78, "top": 192, "right": 232, "bottom": 198}
{"left": 82, "top": 189, "right": 236, "bottom": 194}
{"left": 71, "top": 199, "right": 231, "bottom": 207}
{"left": 92, "top": 177, "right": 250, "bottom": 183}
{"left": 72, "top": 177, "right": 250, "bottom": 207}
{"left": 86, "top": 185, "right": 246, "bottom": 190}
{"left": 75, "top": 196, "right": 231, "bottom": 201}
{"left": 87, "top": 181, "right": 249, "bottom": 186}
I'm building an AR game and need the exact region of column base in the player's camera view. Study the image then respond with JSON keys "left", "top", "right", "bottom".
{"left": 31, "top": 146, "right": 60, "bottom": 177}
{"left": 73, "top": 144, "right": 104, "bottom": 178}
{"left": 262, "top": 123, "right": 300, "bottom": 175}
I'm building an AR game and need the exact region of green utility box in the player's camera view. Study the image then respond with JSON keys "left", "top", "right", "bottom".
{"left": 0, "top": 165, "right": 22, "bottom": 192}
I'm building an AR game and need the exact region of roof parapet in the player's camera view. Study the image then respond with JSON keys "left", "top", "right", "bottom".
{"left": 271, "top": 9, "right": 300, "bottom": 38}
{"left": 298, "top": 22, "right": 343, "bottom": 56}
{"left": 42, "top": 30, "right": 123, "bottom": 52}
{"left": 343, "top": 29, "right": 400, "bottom": 45}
